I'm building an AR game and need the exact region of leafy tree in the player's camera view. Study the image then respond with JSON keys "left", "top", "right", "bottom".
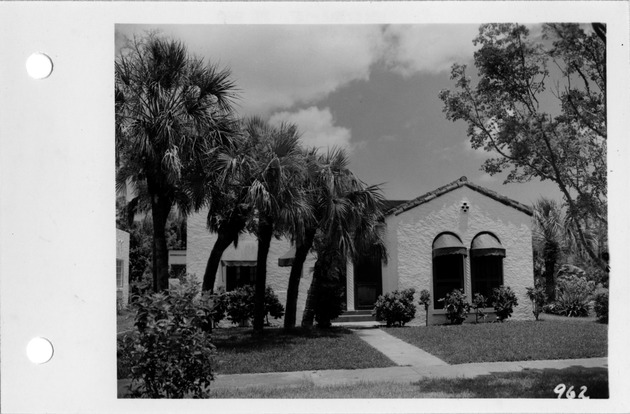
{"left": 115, "top": 33, "right": 238, "bottom": 291}
{"left": 439, "top": 23, "right": 607, "bottom": 272}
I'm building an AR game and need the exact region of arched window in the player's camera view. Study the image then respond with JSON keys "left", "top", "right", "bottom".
{"left": 470, "top": 232, "right": 505, "bottom": 302}
{"left": 432, "top": 232, "right": 467, "bottom": 309}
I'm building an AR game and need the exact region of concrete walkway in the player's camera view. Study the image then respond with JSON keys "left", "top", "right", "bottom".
{"left": 351, "top": 328, "right": 448, "bottom": 367}
{"left": 209, "top": 357, "right": 608, "bottom": 390}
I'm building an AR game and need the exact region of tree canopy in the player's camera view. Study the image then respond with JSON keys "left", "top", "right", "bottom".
{"left": 116, "top": 33, "right": 239, "bottom": 291}
{"left": 439, "top": 23, "right": 607, "bottom": 271}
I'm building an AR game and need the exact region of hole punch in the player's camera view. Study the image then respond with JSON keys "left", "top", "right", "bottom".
{"left": 26, "top": 53, "right": 54, "bottom": 79}
{"left": 26, "top": 337, "right": 54, "bottom": 364}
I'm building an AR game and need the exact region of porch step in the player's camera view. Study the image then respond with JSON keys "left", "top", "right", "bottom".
{"left": 333, "top": 310, "right": 376, "bottom": 323}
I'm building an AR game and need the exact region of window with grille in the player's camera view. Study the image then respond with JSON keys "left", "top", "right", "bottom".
{"left": 225, "top": 263, "right": 257, "bottom": 291}
{"left": 432, "top": 232, "right": 467, "bottom": 309}
{"left": 116, "top": 259, "right": 124, "bottom": 288}
{"left": 470, "top": 233, "right": 505, "bottom": 302}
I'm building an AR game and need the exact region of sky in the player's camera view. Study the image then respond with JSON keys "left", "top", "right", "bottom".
{"left": 115, "top": 24, "right": 563, "bottom": 206}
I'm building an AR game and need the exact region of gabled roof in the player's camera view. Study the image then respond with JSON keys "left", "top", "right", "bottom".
{"left": 385, "top": 176, "right": 533, "bottom": 217}
{"left": 381, "top": 199, "right": 408, "bottom": 213}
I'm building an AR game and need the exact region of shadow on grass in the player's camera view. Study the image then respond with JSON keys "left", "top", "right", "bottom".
{"left": 413, "top": 366, "right": 608, "bottom": 399}
{"left": 213, "top": 326, "right": 353, "bottom": 351}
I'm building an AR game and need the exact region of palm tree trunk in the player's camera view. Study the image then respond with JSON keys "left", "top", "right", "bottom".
{"left": 284, "top": 228, "right": 316, "bottom": 330}
{"left": 253, "top": 220, "right": 274, "bottom": 333}
{"left": 301, "top": 254, "right": 325, "bottom": 329}
{"left": 202, "top": 231, "right": 234, "bottom": 292}
{"left": 543, "top": 243, "right": 558, "bottom": 302}
{"left": 150, "top": 195, "right": 172, "bottom": 292}
{"left": 301, "top": 278, "right": 317, "bottom": 329}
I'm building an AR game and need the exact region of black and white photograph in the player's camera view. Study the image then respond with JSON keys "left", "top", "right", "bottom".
{"left": 115, "top": 22, "right": 610, "bottom": 399}
{"left": 1, "top": 2, "right": 628, "bottom": 413}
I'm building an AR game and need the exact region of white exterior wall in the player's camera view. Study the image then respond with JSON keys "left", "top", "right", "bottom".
{"left": 187, "top": 208, "right": 316, "bottom": 324}
{"left": 116, "top": 229, "right": 130, "bottom": 307}
{"left": 382, "top": 186, "right": 534, "bottom": 325}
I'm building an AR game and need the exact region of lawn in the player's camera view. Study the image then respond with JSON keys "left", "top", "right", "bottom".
{"left": 207, "top": 366, "right": 608, "bottom": 398}
{"left": 384, "top": 320, "right": 607, "bottom": 364}
{"left": 213, "top": 327, "right": 395, "bottom": 374}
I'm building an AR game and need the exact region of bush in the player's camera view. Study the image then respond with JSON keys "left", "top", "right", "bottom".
{"left": 209, "top": 286, "right": 228, "bottom": 326}
{"left": 226, "top": 285, "right": 256, "bottom": 326}
{"left": 550, "top": 274, "right": 596, "bottom": 317}
{"left": 472, "top": 293, "right": 488, "bottom": 323}
{"left": 264, "top": 286, "right": 285, "bottom": 324}
{"left": 593, "top": 290, "right": 608, "bottom": 323}
{"left": 439, "top": 289, "right": 470, "bottom": 325}
{"left": 117, "top": 279, "right": 216, "bottom": 398}
{"left": 492, "top": 286, "right": 518, "bottom": 322}
{"left": 373, "top": 288, "right": 417, "bottom": 327}
{"left": 213, "top": 285, "right": 285, "bottom": 327}
{"left": 526, "top": 279, "right": 547, "bottom": 321}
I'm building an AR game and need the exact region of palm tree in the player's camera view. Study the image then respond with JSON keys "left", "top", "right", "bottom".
{"left": 532, "top": 198, "right": 566, "bottom": 301}
{"left": 241, "top": 118, "right": 311, "bottom": 333}
{"left": 115, "top": 33, "right": 238, "bottom": 292}
{"left": 280, "top": 147, "right": 323, "bottom": 330}
{"left": 200, "top": 129, "right": 254, "bottom": 292}
{"left": 300, "top": 150, "right": 387, "bottom": 328}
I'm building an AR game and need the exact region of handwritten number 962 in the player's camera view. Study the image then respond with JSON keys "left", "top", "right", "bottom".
{"left": 553, "top": 384, "right": 589, "bottom": 399}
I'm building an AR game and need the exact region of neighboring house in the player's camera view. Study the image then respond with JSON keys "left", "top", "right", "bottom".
{"left": 116, "top": 228, "right": 130, "bottom": 308}
{"left": 186, "top": 176, "right": 534, "bottom": 324}
{"left": 168, "top": 249, "right": 187, "bottom": 277}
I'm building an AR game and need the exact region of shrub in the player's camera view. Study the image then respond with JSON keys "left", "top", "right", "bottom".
{"left": 118, "top": 279, "right": 216, "bottom": 398}
{"left": 472, "top": 293, "right": 488, "bottom": 323}
{"left": 526, "top": 279, "right": 547, "bottom": 321}
{"left": 264, "top": 286, "right": 285, "bottom": 324}
{"left": 312, "top": 275, "right": 346, "bottom": 328}
{"left": 210, "top": 286, "right": 228, "bottom": 327}
{"left": 418, "top": 289, "right": 431, "bottom": 326}
{"left": 225, "top": 285, "right": 256, "bottom": 326}
{"left": 551, "top": 274, "right": 596, "bottom": 317}
{"left": 492, "top": 286, "right": 518, "bottom": 322}
{"left": 215, "top": 285, "right": 285, "bottom": 327}
{"left": 593, "top": 290, "right": 608, "bottom": 323}
{"left": 438, "top": 289, "right": 470, "bottom": 325}
{"left": 373, "top": 288, "right": 417, "bottom": 327}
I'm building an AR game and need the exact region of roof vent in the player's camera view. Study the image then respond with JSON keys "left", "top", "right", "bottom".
{"left": 461, "top": 201, "right": 470, "bottom": 213}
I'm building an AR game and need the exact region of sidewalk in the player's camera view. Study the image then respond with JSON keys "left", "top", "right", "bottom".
{"left": 118, "top": 327, "right": 608, "bottom": 394}
{"left": 210, "top": 357, "right": 608, "bottom": 390}
{"left": 351, "top": 328, "right": 448, "bottom": 367}
{"left": 210, "top": 328, "right": 607, "bottom": 389}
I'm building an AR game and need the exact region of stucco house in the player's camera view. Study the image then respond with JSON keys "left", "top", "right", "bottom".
{"left": 186, "top": 176, "right": 534, "bottom": 324}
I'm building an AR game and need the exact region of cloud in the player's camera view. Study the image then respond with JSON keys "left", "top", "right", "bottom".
{"left": 116, "top": 25, "right": 386, "bottom": 117}
{"left": 116, "top": 24, "right": 482, "bottom": 116}
{"left": 269, "top": 106, "right": 352, "bottom": 151}
{"left": 382, "top": 24, "right": 479, "bottom": 76}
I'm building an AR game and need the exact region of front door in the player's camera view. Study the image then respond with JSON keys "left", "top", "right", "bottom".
{"left": 354, "top": 252, "right": 382, "bottom": 309}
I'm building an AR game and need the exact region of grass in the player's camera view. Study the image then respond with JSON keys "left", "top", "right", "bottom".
{"left": 384, "top": 320, "right": 607, "bottom": 364}
{"left": 207, "top": 367, "right": 608, "bottom": 398}
{"left": 213, "top": 327, "right": 395, "bottom": 374}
